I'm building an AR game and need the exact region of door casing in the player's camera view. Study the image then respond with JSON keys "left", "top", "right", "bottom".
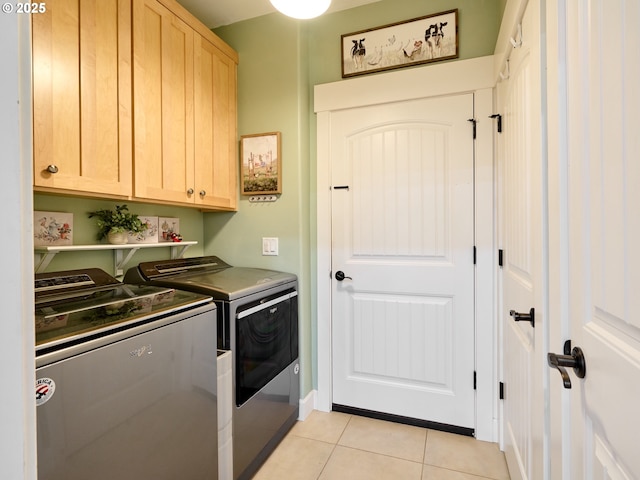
{"left": 315, "top": 55, "right": 498, "bottom": 442}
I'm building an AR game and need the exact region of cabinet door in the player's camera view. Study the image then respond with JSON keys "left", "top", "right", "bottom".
{"left": 32, "top": 0, "right": 132, "bottom": 197}
{"left": 133, "top": 0, "right": 194, "bottom": 204}
{"left": 194, "top": 33, "right": 238, "bottom": 210}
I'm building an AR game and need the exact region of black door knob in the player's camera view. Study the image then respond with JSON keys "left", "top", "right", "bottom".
{"left": 509, "top": 308, "right": 535, "bottom": 328}
{"left": 335, "top": 271, "right": 352, "bottom": 281}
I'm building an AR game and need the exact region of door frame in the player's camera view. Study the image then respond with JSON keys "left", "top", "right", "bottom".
{"left": 314, "top": 55, "right": 498, "bottom": 442}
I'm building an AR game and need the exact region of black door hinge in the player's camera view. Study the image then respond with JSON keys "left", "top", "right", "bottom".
{"left": 473, "top": 246, "right": 477, "bottom": 265}
{"left": 499, "top": 382, "right": 505, "bottom": 400}
{"left": 498, "top": 249, "right": 504, "bottom": 268}
{"left": 489, "top": 114, "right": 502, "bottom": 133}
{"left": 467, "top": 118, "right": 477, "bottom": 139}
{"left": 473, "top": 371, "right": 477, "bottom": 390}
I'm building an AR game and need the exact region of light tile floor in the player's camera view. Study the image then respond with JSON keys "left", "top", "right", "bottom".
{"left": 253, "top": 411, "right": 510, "bottom": 480}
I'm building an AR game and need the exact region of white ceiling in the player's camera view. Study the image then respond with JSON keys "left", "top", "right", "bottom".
{"left": 177, "top": 0, "right": 381, "bottom": 28}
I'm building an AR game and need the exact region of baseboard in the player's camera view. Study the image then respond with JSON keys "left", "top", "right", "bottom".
{"left": 298, "top": 389, "right": 317, "bottom": 421}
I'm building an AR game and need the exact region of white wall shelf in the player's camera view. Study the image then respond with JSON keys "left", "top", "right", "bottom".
{"left": 34, "top": 241, "right": 197, "bottom": 277}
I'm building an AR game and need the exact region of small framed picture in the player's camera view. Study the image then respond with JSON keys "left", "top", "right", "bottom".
{"left": 34, "top": 211, "right": 73, "bottom": 246}
{"left": 159, "top": 217, "right": 180, "bottom": 242}
{"left": 128, "top": 216, "right": 159, "bottom": 244}
{"left": 240, "top": 132, "right": 282, "bottom": 195}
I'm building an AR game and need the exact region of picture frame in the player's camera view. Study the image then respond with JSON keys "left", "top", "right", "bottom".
{"left": 34, "top": 211, "right": 73, "bottom": 246}
{"left": 127, "top": 216, "right": 159, "bottom": 244}
{"left": 341, "top": 9, "right": 458, "bottom": 78}
{"left": 240, "top": 132, "right": 282, "bottom": 195}
{"left": 158, "top": 217, "right": 180, "bottom": 242}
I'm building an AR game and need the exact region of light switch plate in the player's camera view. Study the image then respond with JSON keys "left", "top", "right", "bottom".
{"left": 262, "top": 237, "right": 279, "bottom": 256}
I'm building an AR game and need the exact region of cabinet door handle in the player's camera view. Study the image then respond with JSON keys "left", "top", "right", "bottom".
{"left": 187, "top": 188, "right": 194, "bottom": 195}
{"left": 46, "top": 165, "right": 59, "bottom": 174}
{"left": 199, "top": 190, "right": 206, "bottom": 197}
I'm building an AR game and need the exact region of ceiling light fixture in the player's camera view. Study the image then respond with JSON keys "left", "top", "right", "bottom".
{"left": 269, "top": 0, "right": 332, "bottom": 19}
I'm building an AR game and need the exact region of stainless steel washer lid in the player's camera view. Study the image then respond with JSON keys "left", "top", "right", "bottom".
{"left": 127, "top": 256, "right": 297, "bottom": 300}
{"left": 35, "top": 268, "right": 214, "bottom": 352}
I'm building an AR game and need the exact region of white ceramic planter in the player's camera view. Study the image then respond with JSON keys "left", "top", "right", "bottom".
{"left": 107, "top": 231, "right": 128, "bottom": 245}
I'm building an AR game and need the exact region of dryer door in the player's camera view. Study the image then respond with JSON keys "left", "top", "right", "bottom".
{"left": 235, "top": 289, "right": 297, "bottom": 406}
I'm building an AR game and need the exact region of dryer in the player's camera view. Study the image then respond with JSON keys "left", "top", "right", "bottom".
{"left": 125, "top": 256, "right": 299, "bottom": 480}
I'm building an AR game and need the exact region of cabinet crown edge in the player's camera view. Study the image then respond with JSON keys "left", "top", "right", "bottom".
{"left": 156, "top": 0, "right": 239, "bottom": 64}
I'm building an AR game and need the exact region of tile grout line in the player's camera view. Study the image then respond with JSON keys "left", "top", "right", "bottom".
{"left": 420, "top": 428, "right": 429, "bottom": 479}
{"left": 274, "top": 412, "right": 509, "bottom": 480}
{"left": 317, "top": 414, "right": 434, "bottom": 474}
{"left": 314, "top": 414, "right": 354, "bottom": 480}
{"left": 315, "top": 442, "right": 339, "bottom": 480}
{"left": 330, "top": 444, "right": 427, "bottom": 465}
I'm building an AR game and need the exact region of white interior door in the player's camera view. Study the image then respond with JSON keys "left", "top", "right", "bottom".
{"left": 547, "top": 0, "right": 640, "bottom": 478}
{"left": 330, "top": 93, "right": 476, "bottom": 430}
{"left": 499, "top": 0, "right": 545, "bottom": 478}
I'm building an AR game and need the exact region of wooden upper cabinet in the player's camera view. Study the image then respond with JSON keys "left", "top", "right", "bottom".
{"left": 194, "top": 33, "right": 238, "bottom": 210}
{"left": 32, "top": 0, "right": 238, "bottom": 209}
{"left": 133, "top": 0, "right": 238, "bottom": 210}
{"left": 133, "top": 0, "right": 194, "bottom": 204}
{"left": 32, "top": 0, "right": 132, "bottom": 197}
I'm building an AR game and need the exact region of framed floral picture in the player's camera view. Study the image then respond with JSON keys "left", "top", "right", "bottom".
{"left": 34, "top": 211, "right": 73, "bottom": 246}
{"left": 240, "top": 132, "right": 282, "bottom": 195}
{"left": 128, "top": 216, "right": 159, "bottom": 244}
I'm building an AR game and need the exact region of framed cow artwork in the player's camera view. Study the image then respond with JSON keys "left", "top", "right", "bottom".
{"left": 341, "top": 9, "right": 458, "bottom": 78}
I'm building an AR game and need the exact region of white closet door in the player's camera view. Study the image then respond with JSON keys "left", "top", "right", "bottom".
{"left": 499, "top": 0, "right": 546, "bottom": 478}
{"left": 547, "top": 0, "right": 640, "bottom": 478}
{"left": 330, "top": 93, "right": 476, "bottom": 428}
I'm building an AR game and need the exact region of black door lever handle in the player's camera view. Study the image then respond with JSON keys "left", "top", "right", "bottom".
{"left": 548, "top": 341, "right": 586, "bottom": 389}
{"left": 509, "top": 308, "right": 535, "bottom": 327}
{"left": 335, "top": 271, "right": 352, "bottom": 281}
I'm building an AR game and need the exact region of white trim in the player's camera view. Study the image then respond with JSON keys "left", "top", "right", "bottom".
{"left": 0, "top": 14, "right": 36, "bottom": 479}
{"left": 493, "top": 0, "right": 530, "bottom": 83}
{"left": 315, "top": 110, "right": 332, "bottom": 413}
{"left": 494, "top": 0, "right": 534, "bottom": 453}
{"left": 315, "top": 55, "right": 495, "bottom": 113}
{"left": 298, "top": 389, "right": 317, "bottom": 421}
{"left": 315, "top": 55, "right": 497, "bottom": 441}
{"left": 474, "top": 87, "right": 497, "bottom": 442}
{"left": 495, "top": 82, "right": 506, "bottom": 452}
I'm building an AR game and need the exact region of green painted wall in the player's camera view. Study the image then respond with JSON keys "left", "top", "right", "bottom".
{"left": 206, "top": 14, "right": 314, "bottom": 395}
{"left": 34, "top": 194, "right": 205, "bottom": 273}
{"left": 211, "top": 0, "right": 501, "bottom": 399}
{"left": 498, "top": 0, "right": 508, "bottom": 18}
{"left": 306, "top": 0, "right": 501, "bottom": 85}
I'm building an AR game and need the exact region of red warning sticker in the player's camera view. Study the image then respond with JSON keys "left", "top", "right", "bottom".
{"left": 35, "top": 378, "right": 56, "bottom": 406}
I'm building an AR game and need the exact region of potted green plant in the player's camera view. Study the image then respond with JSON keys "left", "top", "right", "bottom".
{"left": 87, "top": 204, "right": 148, "bottom": 245}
